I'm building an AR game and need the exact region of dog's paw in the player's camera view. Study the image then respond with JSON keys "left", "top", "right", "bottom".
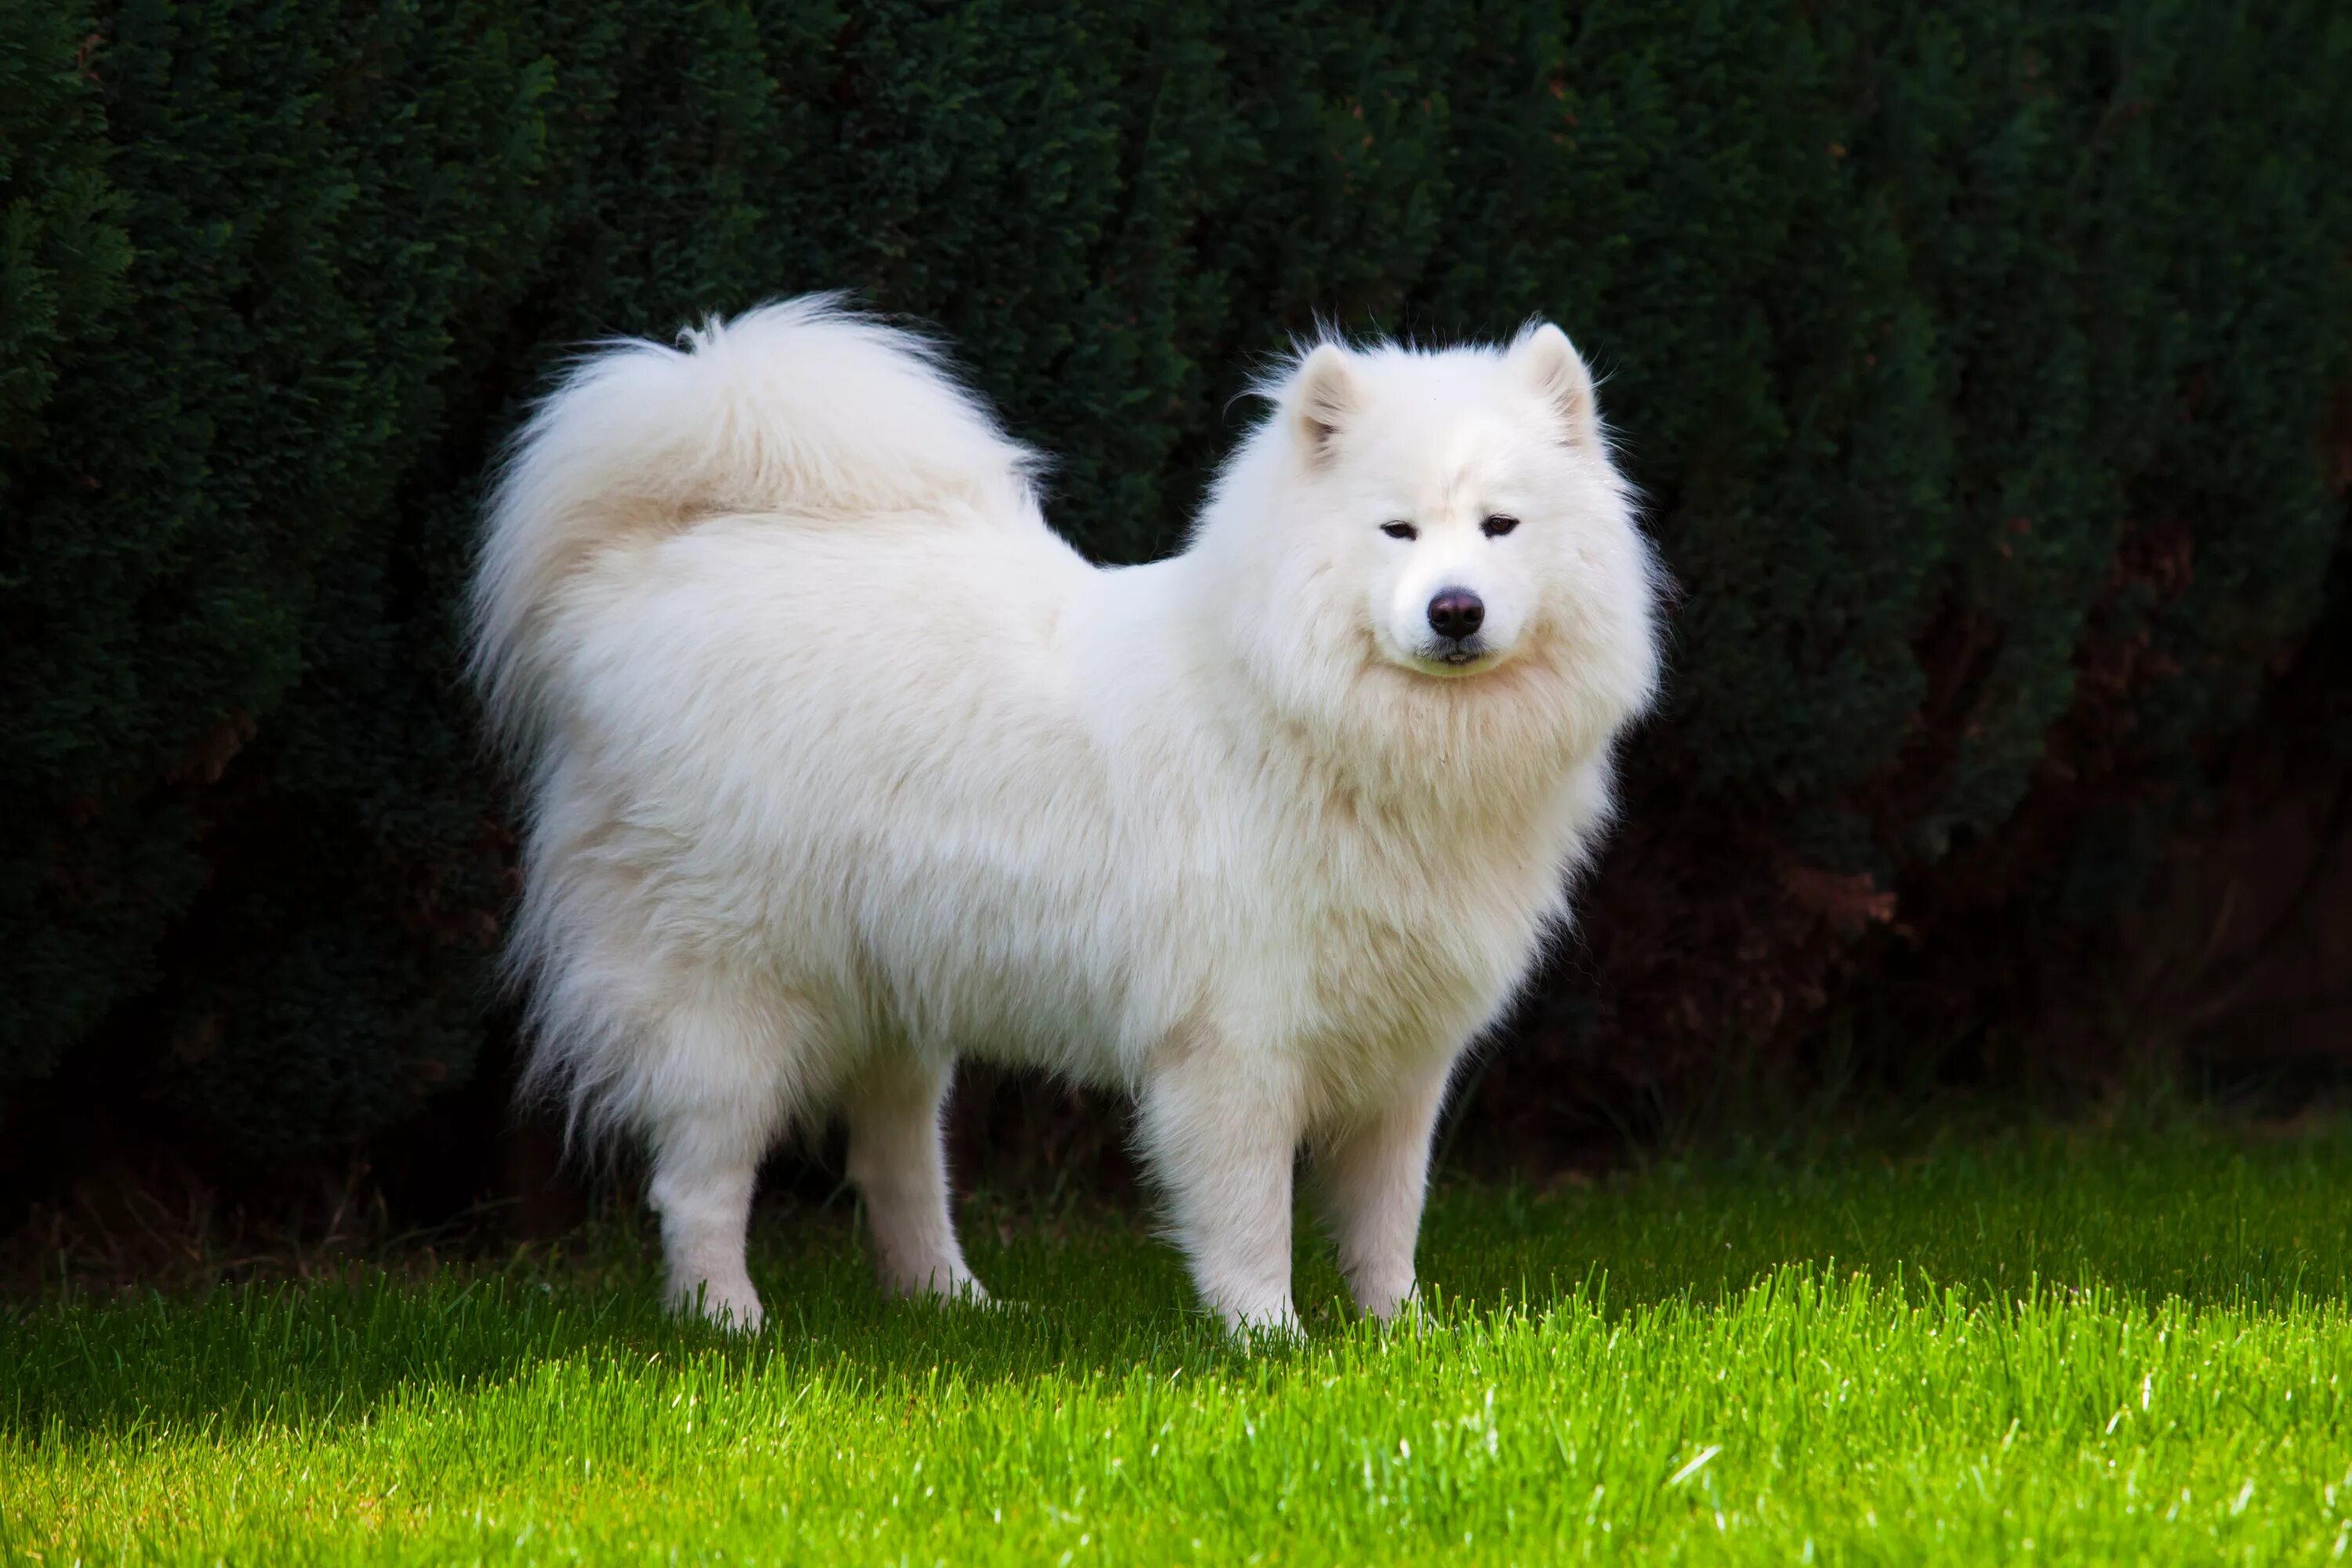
{"left": 1356, "top": 1279, "right": 1423, "bottom": 1327}
{"left": 884, "top": 1262, "right": 994, "bottom": 1306}
{"left": 1218, "top": 1299, "right": 1305, "bottom": 1346}
{"left": 668, "top": 1276, "right": 767, "bottom": 1333}
{"left": 924, "top": 1274, "right": 996, "bottom": 1309}
{"left": 1369, "top": 1289, "right": 1433, "bottom": 1338}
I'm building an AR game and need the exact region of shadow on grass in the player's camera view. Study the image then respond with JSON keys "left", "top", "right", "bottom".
{"left": 6, "top": 1118, "right": 2350, "bottom": 1445}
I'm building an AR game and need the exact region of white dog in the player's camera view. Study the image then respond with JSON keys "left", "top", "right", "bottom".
{"left": 470, "top": 297, "right": 1660, "bottom": 1333}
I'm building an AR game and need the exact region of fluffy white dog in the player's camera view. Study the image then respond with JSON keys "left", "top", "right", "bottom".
{"left": 471, "top": 297, "right": 1661, "bottom": 1332}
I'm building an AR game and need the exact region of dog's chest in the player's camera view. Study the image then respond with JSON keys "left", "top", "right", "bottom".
{"left": 1282, "top": 841, "right": 1553, "bottom": 1065}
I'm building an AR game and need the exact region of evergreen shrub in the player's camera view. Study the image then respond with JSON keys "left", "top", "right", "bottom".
{"left": 2, "top": 0, "right": 2346, "bottom": 1157}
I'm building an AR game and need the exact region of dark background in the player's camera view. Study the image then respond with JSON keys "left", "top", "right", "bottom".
{"left": 4, "top": 0, "right": 2348, "bottom": 1268}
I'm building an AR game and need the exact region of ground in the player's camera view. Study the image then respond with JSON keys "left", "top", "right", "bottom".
{"left": 5, "top": 1120, "right": 2351, "bottom": 1564}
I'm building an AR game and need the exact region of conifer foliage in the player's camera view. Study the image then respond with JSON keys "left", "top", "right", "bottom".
{"left": 2, "top": 2, "right": 2346, "bottom": 1152}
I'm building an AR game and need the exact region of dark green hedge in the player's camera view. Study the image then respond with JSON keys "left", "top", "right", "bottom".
{"left": 3, "top": 1, "right": 2347, "bottom": 1157}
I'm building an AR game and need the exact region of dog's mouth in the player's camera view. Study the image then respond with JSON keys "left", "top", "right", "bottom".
{"left": 1410, "top": 638, "right": 1499, "bottom": 677}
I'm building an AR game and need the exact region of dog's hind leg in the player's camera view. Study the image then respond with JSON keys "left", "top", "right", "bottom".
{"left": 844, "top": 1054, "right": 985, "bottom": 1301}
{"left": 638, "top": 989, "right": 804, "bottom": 1332}
{"left": 1312, "top": 1061, "right": 1454, "bottom": 1322}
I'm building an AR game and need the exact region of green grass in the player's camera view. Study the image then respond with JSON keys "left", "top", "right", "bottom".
{"left": 7, "top": 1122, "right": 2352, "bottom": 1564}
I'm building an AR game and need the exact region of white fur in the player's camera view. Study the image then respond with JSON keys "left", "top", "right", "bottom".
{"left": 470, "top": 296, "right": 1661, "bottom": 1334}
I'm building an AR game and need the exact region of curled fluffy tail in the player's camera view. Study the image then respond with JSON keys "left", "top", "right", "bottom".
{"left": 469, "top": 294, "right": 1041, "bottom": 759}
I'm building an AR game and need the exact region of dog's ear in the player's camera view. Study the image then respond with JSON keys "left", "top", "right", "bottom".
{"left": 1514, "top": 322, "right": 1599, "bottom": 446}
{"left": 1291, "top": 343, "right": 1358, "bottom": 465}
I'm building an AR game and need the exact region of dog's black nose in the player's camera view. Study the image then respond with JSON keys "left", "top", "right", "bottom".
{"left": 1427, "top": 588, "right": 1485, "bottom": 641}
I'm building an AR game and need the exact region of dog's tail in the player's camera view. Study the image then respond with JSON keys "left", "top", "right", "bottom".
{"left": 469, "top": 294, "right": 1042, "bottom": 760}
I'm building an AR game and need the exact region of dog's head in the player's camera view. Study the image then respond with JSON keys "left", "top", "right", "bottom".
{"left": 1196, "top": 324, "right": 1662, "bottom": 775}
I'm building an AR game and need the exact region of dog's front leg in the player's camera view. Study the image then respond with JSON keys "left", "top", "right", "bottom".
{"left": 1138, "top": 1036, "right": 1302, "bottom": 1335}
{"left": 1312, "top": 1059, "right": 1454, "bottom": 1321}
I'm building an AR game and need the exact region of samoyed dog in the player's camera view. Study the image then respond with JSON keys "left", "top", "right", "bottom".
{"left": 471, "top": 297, "right": 1660, "bottom": 1333}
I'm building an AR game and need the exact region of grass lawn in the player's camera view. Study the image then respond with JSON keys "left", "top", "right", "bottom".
{"left": 6, "top": 1120, "right": 2352, "bottom": 1564}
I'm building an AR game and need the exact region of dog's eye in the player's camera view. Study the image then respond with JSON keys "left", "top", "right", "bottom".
{"left": 1381, "top": 521, "right": 1417, "bottom": 541}
{"left": 1482, "top": 514, "right": 1520, "bottom": 538}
